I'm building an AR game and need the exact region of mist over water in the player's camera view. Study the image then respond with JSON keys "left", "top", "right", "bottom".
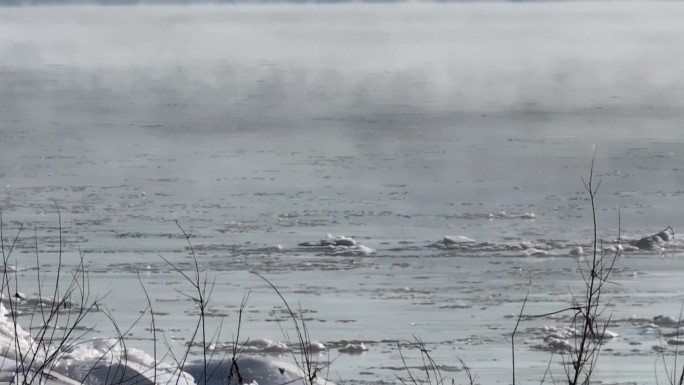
{"left": 1, "top": 3, "right": 684, "bottom": 385}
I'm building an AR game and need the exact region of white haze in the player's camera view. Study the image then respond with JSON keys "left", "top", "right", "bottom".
{"left": 2, "top": 2, "right": 684, "bottom": 194}
{"left": 1, "top": 3, "right": 684, "bottom": 110}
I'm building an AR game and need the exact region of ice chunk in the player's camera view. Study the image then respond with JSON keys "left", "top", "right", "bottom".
{"left": 569, "top": 246, "right": 584, "bottom": 256}
{"left": 602, "top": 330, "right": 619, "bottom": 339}
{"left": 299, "top": 234, "right": 356, "bottom": 247}
{"left": 443, "top": 235, "right": 476, "bottom": 246}
{"left": 523, "top": 248, "right": 549, "bottom": 257}
{"left": 330, "top": 245, "right": 375, "bottom": 256}
{"left": 308, "top": 341, "right": 327, "bottom": 352}
{"left": 242, "top": 338, "right": 291, "bottom": 353}
{"left": 654, "top": 315, "right": 680, "bottom": 327}
{"left": 632, "top": 226, "right": 675, "bottom": 250}
{"left": 338, "top": 343, "right": 368, "bottom": 354}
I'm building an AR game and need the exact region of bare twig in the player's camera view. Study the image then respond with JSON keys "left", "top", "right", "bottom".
{"left": 512, "top": 279, "right": 532, "bottom": 385}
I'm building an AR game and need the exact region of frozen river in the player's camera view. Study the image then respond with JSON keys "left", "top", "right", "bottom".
{"left": 1, "top": 2, "right": 684, "bottom": 384}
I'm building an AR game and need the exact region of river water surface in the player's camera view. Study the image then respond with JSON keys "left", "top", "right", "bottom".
{"left": 1, "top": 3, "right": 684, "bottom": 384}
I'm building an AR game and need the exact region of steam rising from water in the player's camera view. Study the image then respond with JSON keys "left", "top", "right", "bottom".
{"left": 2, "top": 3, "right": 684, "bottom": 110}
{"left": 2, "top": 3, "right": 684, "bottom": 203}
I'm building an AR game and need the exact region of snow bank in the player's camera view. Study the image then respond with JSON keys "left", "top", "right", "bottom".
{"left": 0, "top": 302, "right": 333, "bottom": 385}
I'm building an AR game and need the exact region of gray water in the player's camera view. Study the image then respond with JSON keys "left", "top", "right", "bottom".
{"left": 1, "top": 3, "right": 684, "bottom": 384}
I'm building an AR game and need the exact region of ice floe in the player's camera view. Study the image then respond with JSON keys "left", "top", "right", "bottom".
{"left": 2, "top": 292, "right": 75, "bottom": 311}
{"left": 298, "top": 234, "right": 375, "bottom": 256}
{"left": 429, "top": 226, "right": 682, "bottom": 257}
{"left": 653, "top": 315, "right": 681, "bottom": 328}
{"left": 241, "top": 338, "right": 292, "bottom": 353}
{"left": 521, "top": 247, "right": 549, "bottom": 257}
{"left": 433, "top": 236, "right": 556, "bottom": 257}
{"left": 442, "top": 235, "right": 477, "bottom": 246}
{"left": 329, "top": 244, "right": 375, "bottom": 256}
{"left": 337, "top": 342, "right": 368, "bottom": 354}
{"left": 203, "top": 339, "right": 331, "bottom": 356}
{"left": 631, "top": 226, "right": 675, "bottom": 251}
{"left": 298, "top": 234, "right": 357, "bottom": 247}
{"left": 487, "top": 211, "right": 507, "bottom": 219}
{"left": 569, "top": 246, "right": 584, "bottom": 256}
{"left": 486, "top": 211, "right": 536, "bottom": 220}
{"left": 307, "top": 341, "right": 327, "bottom": 353}
{"left": 525, "top": 325, "right": 618, "bottom": 353}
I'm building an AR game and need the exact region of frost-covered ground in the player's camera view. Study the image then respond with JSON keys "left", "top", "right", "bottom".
{"left": 1, "top": 2, "right": 684, "bottom": 384}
